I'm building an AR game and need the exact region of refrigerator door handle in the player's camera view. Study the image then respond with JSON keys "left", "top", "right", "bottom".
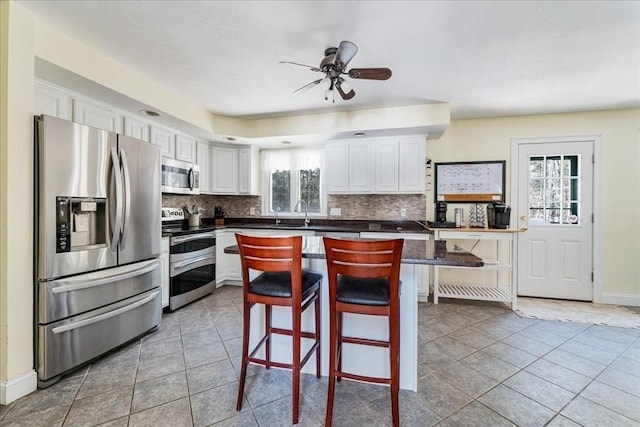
{"left": 120, "top": 147, "right": 132, "bottom": 250}
{"left": 110, "top": 146, "right": 123, "bottom": 250}
{"left": 51, "top": 291, "right": 159, "bottom": 334}
{"left": 51, "top": 259, "right": 160, "bottom": 294}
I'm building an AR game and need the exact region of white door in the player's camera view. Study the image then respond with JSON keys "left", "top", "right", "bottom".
{"left": 516, "top": 140, "right": 594, "bottom": 300}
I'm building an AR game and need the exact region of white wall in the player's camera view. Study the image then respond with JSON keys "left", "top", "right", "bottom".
{"left": 427, "top": 109, "right": 640, "bottom": 298}
{"left": 0, "top": 0, "right": 38, "bottom": 404}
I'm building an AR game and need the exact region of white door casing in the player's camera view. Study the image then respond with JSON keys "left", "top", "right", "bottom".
{"left": 511, "top": 136, "right": 600, "bottom": 301}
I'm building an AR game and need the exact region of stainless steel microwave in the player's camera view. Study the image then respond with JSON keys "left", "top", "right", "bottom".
{"left": 161, "top": 158, "right": 200, "bottom": 195}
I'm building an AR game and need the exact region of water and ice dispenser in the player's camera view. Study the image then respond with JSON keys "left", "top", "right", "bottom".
{"left": 55, "top": 196, "right": 107, "bottom": 252}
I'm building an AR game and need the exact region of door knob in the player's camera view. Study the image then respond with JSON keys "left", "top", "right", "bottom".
{"left": 520, "top": 215, "right": 527, "bottom": 221}
{"left": 520, "top": 226, "right": 528, "bottom": 232}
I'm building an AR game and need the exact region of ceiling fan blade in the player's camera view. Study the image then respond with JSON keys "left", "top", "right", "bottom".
{"left": 335, "top": 41, "right": 358, "bottom": 68}
{"left": 335, "top": 78, "right": 355, "bottom": 100}
{"left": 280, "top": 61, "right": 322, "bottom": 72}
{"left": 348, "top": 67, "right": 392, "bottom": 80}
{"left": 293, "top": 78, "right": 323, "bottom": 94}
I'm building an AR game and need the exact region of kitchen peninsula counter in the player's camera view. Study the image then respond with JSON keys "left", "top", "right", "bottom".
{"left": 224, "top": 235, "right": 483, "bottom": 391}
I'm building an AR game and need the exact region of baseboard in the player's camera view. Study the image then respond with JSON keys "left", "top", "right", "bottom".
{"left": 600, "top": 292, "right": 640, "bottom": 307}
{"left": 0, "top": 370, "right": 37, "bottom": 405}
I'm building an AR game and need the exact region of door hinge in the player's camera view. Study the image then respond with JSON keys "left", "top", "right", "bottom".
{"left": 592, "top": 154, "right": 595, "bottom": 164}
{"left": 591, "top": 272, "right": 594, "bottom": 282}
{"left": 592, "top": 213, "right": 594, "bottom": 223}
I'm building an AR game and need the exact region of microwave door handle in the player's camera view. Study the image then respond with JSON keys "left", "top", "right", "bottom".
{"left": 119, "top": 147, "right": 131, "bottom": 249}
{"left": 51, "top": 291, "right": 159, "bottom": 334}
{"left": 188, "top": 168, "right": 194, "bottom": 191}
{"left": 110, "top": 146, "right": 123, "bottom": 250}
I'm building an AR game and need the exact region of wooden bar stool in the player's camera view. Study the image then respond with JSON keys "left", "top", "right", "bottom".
{"left": 322, "top": 237, "right": 404, "bottom": 427}
{"left": 235, "top": 234, "right": 322, "bottom": 425}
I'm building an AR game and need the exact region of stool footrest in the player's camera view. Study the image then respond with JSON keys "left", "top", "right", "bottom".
{"left": 341, "top": 336, "right": 390, "bottom": 348}
{"left": 335, "top": 371, "right": 391, "bottom": 385}
{"left": 247, "top": 341, "right": 319, "bottom": 371}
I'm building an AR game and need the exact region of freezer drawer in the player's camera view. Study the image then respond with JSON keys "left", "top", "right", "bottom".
{"left": 38, "top": 288, "right": 161, "bottom": 384}
{"left": 38, "top": 258, "right": 161, "bottom": 324}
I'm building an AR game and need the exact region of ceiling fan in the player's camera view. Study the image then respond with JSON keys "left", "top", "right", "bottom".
{"left": 280, "top": 41, "right": 392, "bottom": 102}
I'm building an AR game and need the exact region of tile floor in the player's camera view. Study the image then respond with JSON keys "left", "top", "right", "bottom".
{"left": 1, "top": 285, "right": 639, "bottom": 426}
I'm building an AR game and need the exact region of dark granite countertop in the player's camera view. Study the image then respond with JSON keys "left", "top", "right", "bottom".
{"left": 162, "top": 218, "right": 433, "bottom": 238}
{"left": 224, "top": 236, "right": 483, "bottom": 267}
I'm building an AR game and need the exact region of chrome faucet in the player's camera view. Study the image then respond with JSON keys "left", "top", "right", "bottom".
{"left": 294, "top": 199, "right": 310, "bottom": 227}
{"left": 275, "top": 207, "right": 281, "bottom": 226}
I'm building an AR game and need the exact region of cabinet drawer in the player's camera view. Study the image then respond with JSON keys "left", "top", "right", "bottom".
{"left": 437, "top": 230, "right": 513, "bottom": 241}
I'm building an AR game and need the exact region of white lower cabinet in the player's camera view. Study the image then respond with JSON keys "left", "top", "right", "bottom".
{"left": 360, "top": 232, "right": 431, "bottom": 301}
{"left": 161, "top": 237, "right": 170, "bottom": 308}
{"left": 216, "top": 228, "right": 316, "bottom": 285}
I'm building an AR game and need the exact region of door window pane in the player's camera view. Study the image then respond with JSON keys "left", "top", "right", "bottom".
{"left": 528, "top": 154, "right": 580, "bottom": 226}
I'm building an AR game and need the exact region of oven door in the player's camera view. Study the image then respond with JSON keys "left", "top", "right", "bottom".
{"left": 169, "top": 254, "right": 216, "bottom": 310}
{"left": 170, "top": 232, "right": 215, "bottom": 262}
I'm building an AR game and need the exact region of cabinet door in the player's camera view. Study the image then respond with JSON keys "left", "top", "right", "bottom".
{"left": 399, "top": 137, "right": 426, "bottom": 193}
{"left": 150, "top": 125, "right": 175, "bottom": 158}
{"left": 326, "top": 143, "right": 349, "bottom": 193}
{"left": 215, "top": 230, "right": 242, "bottom": 282}
{"left": 348, "top": 141, "right": 373, "bottom": 193}
{"left": 123, "top": 116, "right": 149, "bottom": 141}
{"left": 212, "top": 146, "right": 237, "bottom": 193}
{"left": 196, "top": 141, "right": 212, "bottom": 194}
{"left": 73, "top": 97, "right": 122, "bottom": 132}
{"left": 34, "top": 80, "right": 72, "bottom": 120}
{"left": 375, "top": 139, "right": 399, "bottom": 192}
{"left": 175, "top": 134, "right": 196, "bottom": 163}
{"left": 238, "top": 146, "right": 257, "bottom": 195}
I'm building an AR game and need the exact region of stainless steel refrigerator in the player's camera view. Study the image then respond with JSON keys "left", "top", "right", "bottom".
{"left": 35, "top": 114, "right": 162, "bottom": 387}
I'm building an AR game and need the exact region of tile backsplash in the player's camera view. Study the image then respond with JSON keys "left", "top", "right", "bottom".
{"left": 162, "top": 193, "right": 426, "bottom": 221}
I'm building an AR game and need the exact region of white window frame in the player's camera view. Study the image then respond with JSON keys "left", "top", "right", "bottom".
{"left": 261, "top": 147, "right": 326, "bottom": 217}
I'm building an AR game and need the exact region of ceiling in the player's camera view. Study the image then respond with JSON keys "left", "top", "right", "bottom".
{"left": 18, "top": 0, "right": 640, "bottom": 122}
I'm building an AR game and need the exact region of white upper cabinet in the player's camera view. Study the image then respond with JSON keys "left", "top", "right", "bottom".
{"left": 398, "top": 136, "right": 426, "bottom": 192}
{"left": 175, "top": 134, "right": 197, "bottom": 163}
{"left": 374, "top": 139, "right": 399, "bottom": 192}
{"left": 238, "top": 146, "right": 259, "bottom": 195}
{"left": 326, "top": 136, "right": 426, "bottom": 194}
{"left": 349, "top": 141, "right": 374, "bottom": 193}
{"left": 123, "top": 116, "right": 149, "bottom": 141}
{"left": 73, "top": 97, "right": 122, "bottom": 132}
{"left": 211, "top": 145, "right": 238, "bottom": 193}
{"left": 34, "top": 80, "right": 72, "bottom": 120}
{"left": 325, "top": 143, "right": 350, "bottom": 193}
{"left": 150, "top": 125, "right": 175, "bottom": 158}
{"left": 196, "top": 141, "right": 212, "bottom": 194}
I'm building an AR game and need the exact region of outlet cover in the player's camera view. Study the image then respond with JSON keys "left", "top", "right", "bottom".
{"left": 250, "top": 207, "right": 256, "bottom": 215}
{"left": 330, "top": 207, "right": 341, "bottom": 216}
{"left": 400, "top": 208, "right": 406, "bottom": 217}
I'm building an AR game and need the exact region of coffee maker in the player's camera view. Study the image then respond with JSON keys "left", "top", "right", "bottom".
{"left": 435, "top": 201, "right": 448, "bottom": 223}
{"left": 487, "top": 202, "right": 511, "bottom": 229}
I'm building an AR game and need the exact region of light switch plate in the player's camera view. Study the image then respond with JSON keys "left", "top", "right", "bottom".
{"left": 250, "top": 207, "right": 256, "bottom": 215}
{"left": 330, "top": 207, "right": 341, "bottom": 216}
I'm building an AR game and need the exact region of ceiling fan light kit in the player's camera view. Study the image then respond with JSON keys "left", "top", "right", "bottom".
{"left": 281, "top": 40, "right": 392, "bottom": 102}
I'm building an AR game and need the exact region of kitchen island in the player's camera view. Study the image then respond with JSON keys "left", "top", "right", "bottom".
{"left": 225, "top": 235, "right": 482, "bottom": 391}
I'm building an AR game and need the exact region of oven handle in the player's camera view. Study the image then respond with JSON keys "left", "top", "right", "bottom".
{"left": 170, "top": 255, "right": 215, "bottom": 277}
{"left": 171, "top": 232, "right": 216, "bottom": 245}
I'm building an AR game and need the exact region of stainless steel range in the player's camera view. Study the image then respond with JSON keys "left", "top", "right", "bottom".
{"left": 162, "top": 207, "right": 216, "bottom": 311}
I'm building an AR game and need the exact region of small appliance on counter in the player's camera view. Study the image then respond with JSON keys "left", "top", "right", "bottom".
{"left": 487, "top": 202, "right": 511, "bottom": 229}
{"left": 429, "top": 201, "right": 456, "bottom": 228}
